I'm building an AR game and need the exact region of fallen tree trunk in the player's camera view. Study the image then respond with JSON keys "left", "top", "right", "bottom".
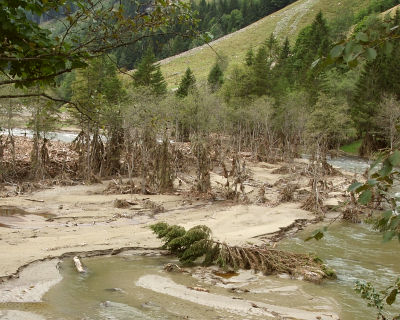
{"left": 73, "top": 256, "right": 85, "bottom": 273}
{"left": 150, "top": 222, "right": 336, "bottom": 282}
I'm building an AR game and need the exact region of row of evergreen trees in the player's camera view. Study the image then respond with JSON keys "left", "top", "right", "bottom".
{"left": 204, "top": 8, "right": 400, "bottom": 154}
{"left": 113, "top": 0, "right": 297, "bottom": 70}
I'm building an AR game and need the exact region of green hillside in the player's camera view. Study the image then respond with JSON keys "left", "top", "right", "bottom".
{"left": 157, "top": 0, "right": 367, "bottom": 88}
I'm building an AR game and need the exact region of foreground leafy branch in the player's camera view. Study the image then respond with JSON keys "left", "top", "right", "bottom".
{"left": 307, "top": 149, "right": 400, "bottom": 318}
{"left": 150, "top": 222, "right": 336, "bottom": 281}
{"left": 355, "top": 279, "right": 400, "bottom": 320}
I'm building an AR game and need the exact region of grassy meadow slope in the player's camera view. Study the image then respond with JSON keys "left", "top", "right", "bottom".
{"left": 156, "top": 0, "right": 367, "bottom": 88}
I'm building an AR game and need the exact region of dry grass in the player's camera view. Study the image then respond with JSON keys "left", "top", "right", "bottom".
{"left": 127, "top": 0, "right": 367, "bottom": 87}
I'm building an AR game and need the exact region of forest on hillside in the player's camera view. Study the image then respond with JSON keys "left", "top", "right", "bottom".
{"left": 31, "top": 0, "right": 299, "bottom": 70}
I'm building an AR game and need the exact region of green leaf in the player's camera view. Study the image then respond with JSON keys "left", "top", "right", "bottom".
{"left": 384, "top": 41, "right": 393, "bottom": 55}
{"left": 358, "top": 190, "right": 372, "bottom": 205}
{"left": 353, "top": 44, "right": 363, "bottom": 55}
{"left": 330, "top": 45, "right": 345, "bottom": 58}
{"left": 305, "top": 230, "right": 324, "bottom": 241}
{"left": 344, "top": 40, "right": 355, "bottom": 55}
{"left": 383, "top": 210, "right": 393, "bottom": 220}
{"left": 370, "top": 154, "right": 384, "bottom": 170}
{"left": 348, "top": 182, "right": 363, "bottom": 192}
{"left": 365, "top": 48, "right": 377, "bottom": 61}
{"left": 383, "top": 230, "right": 396, "bottom": 242}
{"left": 387, "top": 289, "right": 398, "bottom": 305}
{"left": 348, "top": 58, "right": 358, "bottom": 68}
{"left": 356, "top": 32, "right": 368, "bottom": 42}
{"left": 389, "top": 150, "right": 400, "bottom": 166}
{"left": 379, "top": 159, "right": 393, "bottom": 177}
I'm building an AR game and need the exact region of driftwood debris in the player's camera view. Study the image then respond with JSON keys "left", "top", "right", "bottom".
{"left": 24, "top": 198, "right": 45, "bottom": 203}
{"left": 73, "top": 256, "right": 85, "bottom": 273}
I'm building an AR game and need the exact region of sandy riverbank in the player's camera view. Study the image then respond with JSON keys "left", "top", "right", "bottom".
{"left": 0, "top": 159, "right": 353, "bottom": 305}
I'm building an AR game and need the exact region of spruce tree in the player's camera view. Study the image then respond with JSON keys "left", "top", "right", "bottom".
{"left": 133, "top": 47, "right": 167, "bottom": 95}
{"left": 292, "top": 11, "right": 330, "bottom": 75}
{"left": 279, "top": 37, "right": 291, "bottom": 61}
{"left": 152, "top": 64, "right": 167, "bottom": 95}
{"left": 133, "top": 47, "right": 156, "bottom": 87}
{"left": 265, "top": 33, "right": 279, "bottom": 59}
{"left": 245, "top": 47, "right": 254, "bottom": 66}
{"left": 176, "top": 67, "right": 196, "bottom": 98}
{"left": 207, "top": 62, "right": 224, "bottom": 92}
{"left": 291, "top": 12, "right": 330, "bottom": 103}
{"left": 251, "top": 45, "right": 270, "bottom": 96}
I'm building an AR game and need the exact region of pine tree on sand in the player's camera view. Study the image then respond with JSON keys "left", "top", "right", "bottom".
{"left": 150, "top": 222, "right": 336, "bottom": 282}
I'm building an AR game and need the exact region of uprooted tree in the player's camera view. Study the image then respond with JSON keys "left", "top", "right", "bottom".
{"left": 150, "top": 222, "right": 336, "bottom": 281}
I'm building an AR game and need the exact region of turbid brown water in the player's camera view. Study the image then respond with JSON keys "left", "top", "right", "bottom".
{"left": 0, "top": 222, "right": 398, "bottom": 320}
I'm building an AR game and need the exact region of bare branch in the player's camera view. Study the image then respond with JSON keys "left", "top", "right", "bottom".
{"left": 0, "top": 68, "right": 73, "bottom": 86}
{"left": 0, "top": 93, "right": 92, "bottom": 120}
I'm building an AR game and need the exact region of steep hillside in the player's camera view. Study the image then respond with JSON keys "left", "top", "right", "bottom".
{"left": 158, "top": 0, "right": 367, "bottom": 87}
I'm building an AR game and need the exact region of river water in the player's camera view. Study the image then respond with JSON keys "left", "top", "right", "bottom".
{"left": 0, "top": 128, "right": 78, "bottom": 143}
{"left": 0, "top": 222, "right": 398, "bottom": 320}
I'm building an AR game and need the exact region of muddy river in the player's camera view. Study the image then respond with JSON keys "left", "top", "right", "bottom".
{"left": 0, "top": 222, "right": 398, "bottom": 320}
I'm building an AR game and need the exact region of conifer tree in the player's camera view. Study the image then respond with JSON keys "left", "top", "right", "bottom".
{"left": 291, "top": 12, "right": 330, "bottom": 103}
{"left": 207, "top": 62, "right": 224, "bottom": 92}
{"left": 251, "top": 45, "right": 270, "bottom": 96}
{"left": 292, "top": 11, "right": 330, "bottom": 74}
{"left": 133, "top": 47, "right": 167, "bottom": 95}
{"left": 176, "top": 68, "right": 196, "bottom": 98}
{"left": 133, "top": 48, "right": 157, "bottom": 87}
{"left": 245, "top": 47, "right": 254, "bottom": 66}
{"left": 265, "top": 33, "right": 279, "bottom": 59}
{"left": 279, "top": 37, "right": 291, "bottom": 61}
{"left": 152, "top": 65, "right": 167, "bottom": 95}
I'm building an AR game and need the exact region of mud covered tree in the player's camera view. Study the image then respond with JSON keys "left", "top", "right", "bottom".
{"left": 272, "top": 90, "right": 309, "bottom": 159}
{"left": 225, "top": 95, "right": 276, "bottom": 160}
{"left": 122, "top": 89, "right": 174, "bottom": 194}
{"left": 178, "top": 86, "right": 223, "bottom": 193}
{"left": 27, "top": 95, "right": 60, "bottom": 179}
{"left": 71, "top": 56, "right": 126, "bottom": 179}
{"left": 0, "top": 90, "right": 22, "bottom": 175}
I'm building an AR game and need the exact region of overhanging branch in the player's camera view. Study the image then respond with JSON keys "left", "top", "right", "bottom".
{"left": 0, "top": 93, "right": 92, "bottom": 121}
{"left": 0, "top": 68, "right": 73, "bottom": 86}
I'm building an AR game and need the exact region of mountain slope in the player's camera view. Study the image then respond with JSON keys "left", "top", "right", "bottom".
{"left": 157, "top": 0, "right": 367, "bottom": 87}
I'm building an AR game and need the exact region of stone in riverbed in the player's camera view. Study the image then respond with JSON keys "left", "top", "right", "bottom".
{"left": 104, "top": 287, "right": 126, "bottom": 293}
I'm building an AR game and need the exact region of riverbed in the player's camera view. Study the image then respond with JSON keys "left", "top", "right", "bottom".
{"left": 0, "top": 222, "right": 398, "bottom": 320}
{"left": 0, "top": 142, "right": 394, "bottom": 319}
